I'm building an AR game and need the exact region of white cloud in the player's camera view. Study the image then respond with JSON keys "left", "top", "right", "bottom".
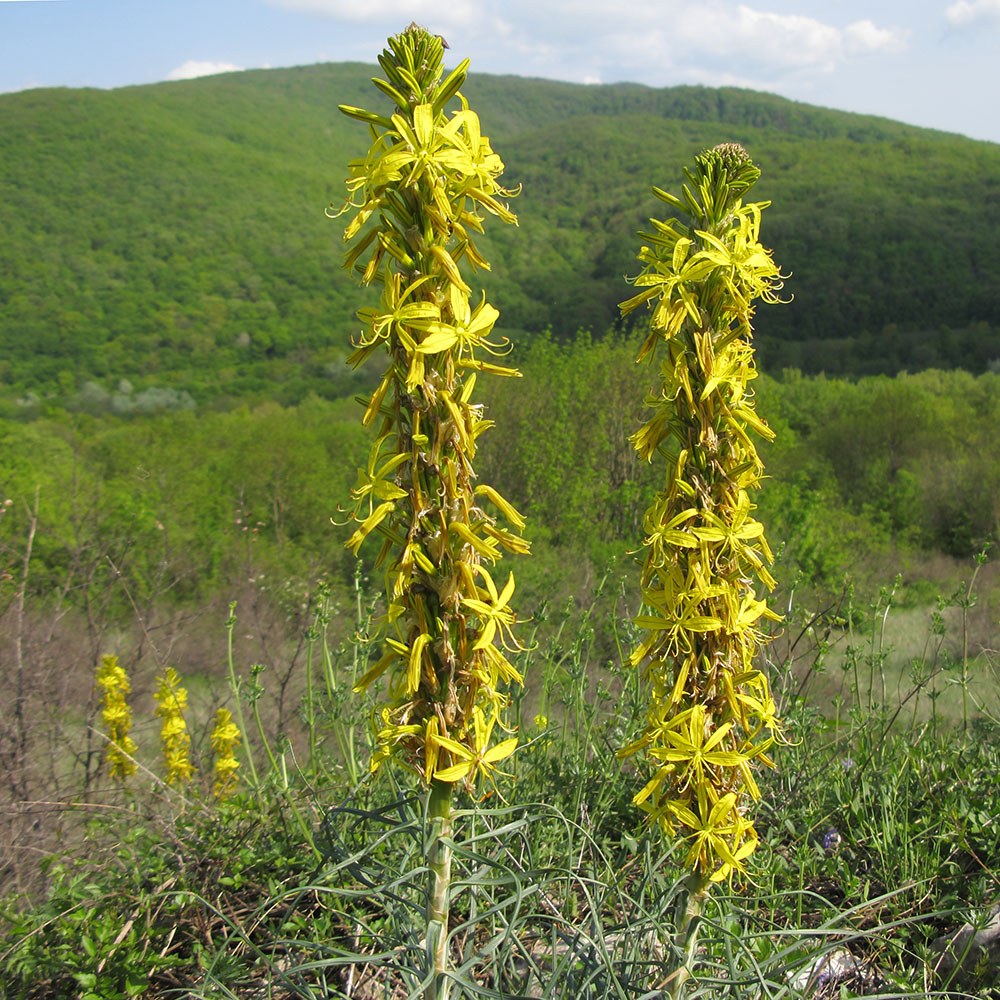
{"left": 684, "top": 6, "right": 909, "bottom": 69}
{"left": 844, "top": 19, "right": 910, "bottom": 54}
{"left": 584, "top": 4, "right": 908, "bottom": 83}
{"left": 945, "top": 0, "right": 1000, "bottom": 25}
{"left": 256, "top": 1, "right": 907, "bottom": 97}
{"left": 263, "top": 0, "right": 480, "bottom": 29}
{"left": 731, "top": 6, "right": 843, "bottom": 68}
{"left": 167, "top": 60, "right": 244, "bottom": 81}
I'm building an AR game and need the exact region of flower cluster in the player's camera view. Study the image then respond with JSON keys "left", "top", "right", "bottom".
{"left": 210, "top": 707, "right": 240, "bottom": 798}
{"left": 154, "top": 667, "right": 194, "bottom": 786}
{"left": 334, "top": 24, "right": 527, "bottom": 792}
{"left": 95, "top": 654, "right": 137, "bottom": 780}
{"left": 618, "top": 145, "right": 786, "bottom": 882}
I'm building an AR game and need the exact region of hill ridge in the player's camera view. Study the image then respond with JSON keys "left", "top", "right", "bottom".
{"left": 1, "top": 62, "right": 998, "bottom": 409}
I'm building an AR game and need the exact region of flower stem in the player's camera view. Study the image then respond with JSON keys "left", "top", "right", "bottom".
{"left": 225, "top": 603, "right": 260, "bottom": 795}
{"left": 426, "top": 779, "right": 454, "bottom": 1000}
{"left": 669, "top": 872, "right": 709, "bottom": 1000}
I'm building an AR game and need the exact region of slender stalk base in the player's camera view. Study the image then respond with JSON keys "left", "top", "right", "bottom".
{"left": 669, "top": 873, "right": 709, "bottom": 1000}
{"left": 426, "top": 780, "right": 454, "bottom": 1000}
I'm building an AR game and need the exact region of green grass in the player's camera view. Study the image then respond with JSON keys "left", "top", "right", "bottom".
{"left": 2, "top": 568, "right": 998, "bottom": 999}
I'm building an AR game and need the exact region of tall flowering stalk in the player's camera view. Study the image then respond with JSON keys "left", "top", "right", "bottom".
{"left": 210, "top": 707, "right": 241, "bottom": 798}
{"left": 618, "top": 145, "right": 785, "bottom": 988}
{"left": 154, "top": 667, "right": 194, "bottom": 787}
{"left": 334, "top": 23, "right": 527, "bottom": 1000}
{"left": 95, "top": 654, "right": 137, "bottom": 781}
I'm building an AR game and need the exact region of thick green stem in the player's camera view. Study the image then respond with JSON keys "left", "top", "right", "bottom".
{"left": 426, "top": 779, "right": 454, "bottom": 1000}
{"left": 669, "top": 873, "right": 709, "bottom": 1000}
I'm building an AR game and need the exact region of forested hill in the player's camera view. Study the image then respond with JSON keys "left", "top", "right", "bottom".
{"left": 2, "top": 62, "right": 999, "bottom": 410}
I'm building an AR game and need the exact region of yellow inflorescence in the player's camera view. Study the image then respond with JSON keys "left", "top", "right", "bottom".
{"left": 335, "top": 24, "right": 527, "bottom": 792}
{"left": 210, "top": 707, "right": 241, "bottom": 798}
{"left": 619, "top": 145, "right": 786, "bottom": 883}
{"left": 154, "top": 667, "right": 194, "bottom": 787}
{"left": 95, "top": 654, "right": 138, "bottom": 780}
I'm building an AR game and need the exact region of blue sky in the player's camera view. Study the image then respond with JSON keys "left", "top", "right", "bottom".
{"left": 1, "top": 0, "right": 998, "bottom": 144}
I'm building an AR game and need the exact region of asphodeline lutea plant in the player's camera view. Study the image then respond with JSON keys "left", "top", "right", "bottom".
{"left": 618, "top": 144, "right": 786, "bottom": 890}
{"left": 95, "top": 654, "right": 137, "bottom": 780}
{"left": 210, "top": 707, "right": 241, "bottom": 798}
{"left": 154, "top": 667, "right": 194, "bottom": 787}
{"left": 333, "top": 23, "right": 526, "bottom": 1000}
{"left": 334, "top": 23, "right": 527, "bottom": 795}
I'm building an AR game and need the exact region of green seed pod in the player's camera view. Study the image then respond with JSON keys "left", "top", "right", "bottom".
{"left": 334, "top": 23, "right": 527, "bottom": 793}
{"left": 619, "top": 144, "right": 787, "bottom": 883}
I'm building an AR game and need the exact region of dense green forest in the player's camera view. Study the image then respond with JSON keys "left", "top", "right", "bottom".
{"left": 3, "top": 342, "right": 997, "bottom": 636}
{"left": 1, "top": 64, "right": 999, "bottom": 413}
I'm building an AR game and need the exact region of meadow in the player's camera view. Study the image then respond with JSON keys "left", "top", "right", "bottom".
{"left": 2, "top": 572, "right": 999, "bottom": 998}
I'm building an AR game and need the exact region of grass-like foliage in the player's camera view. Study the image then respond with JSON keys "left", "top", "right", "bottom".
{"left": 2, "top": 576, "right": 999, "bottom": 998}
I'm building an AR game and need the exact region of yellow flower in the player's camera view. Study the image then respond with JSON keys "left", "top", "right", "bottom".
{"left": 95, "top": 654, "right": 137, "bottom": 780}
{"left": 154, "top": 668, "right": 193, "bottom": 786}
{"left": 431, "top": 706, "right": 518, "bottom": 791}
{"left": 666, "top": 791, "right": 759, "bottom": 882}
{"left": 210, "top": 708, "right": 241, "bottom": 798}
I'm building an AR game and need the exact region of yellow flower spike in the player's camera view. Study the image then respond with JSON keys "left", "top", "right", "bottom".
{"left": 336, "top": 23, "right": 526, "bottom": 794}
{"left": 210, "top": 708, "right": 241, "bottom": 799}
{"left": 154, "top": 667, "right": 193, "bottom": 787}
{"left": 95, "top": 654, "right": 138, "bottom": 781}
{"left": 620, "top": 145, "right": 786, "bottom": 885}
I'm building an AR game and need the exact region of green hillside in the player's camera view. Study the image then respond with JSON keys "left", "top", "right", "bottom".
{"left": 2, "top": 63, "right": 999, "bottom": 410}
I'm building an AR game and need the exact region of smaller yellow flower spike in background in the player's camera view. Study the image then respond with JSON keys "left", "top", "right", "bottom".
{"left": 618, "top": 144, "right": 787, "bottom": 885}
{"left": 210, "top": 708, "right": 241, "bottom": 798}
{"left": 95, "top": 654, "right": 137, "bottom": 780}
{"left": 333, "top": 23, "right": 527, "bottom": 793}
{"left": 154, "top": 667, "right": 194, "bottom": 787}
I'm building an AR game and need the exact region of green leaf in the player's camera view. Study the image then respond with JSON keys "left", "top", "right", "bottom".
{"left": 125, "top": 973, "right": 148, "bottom": 998}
